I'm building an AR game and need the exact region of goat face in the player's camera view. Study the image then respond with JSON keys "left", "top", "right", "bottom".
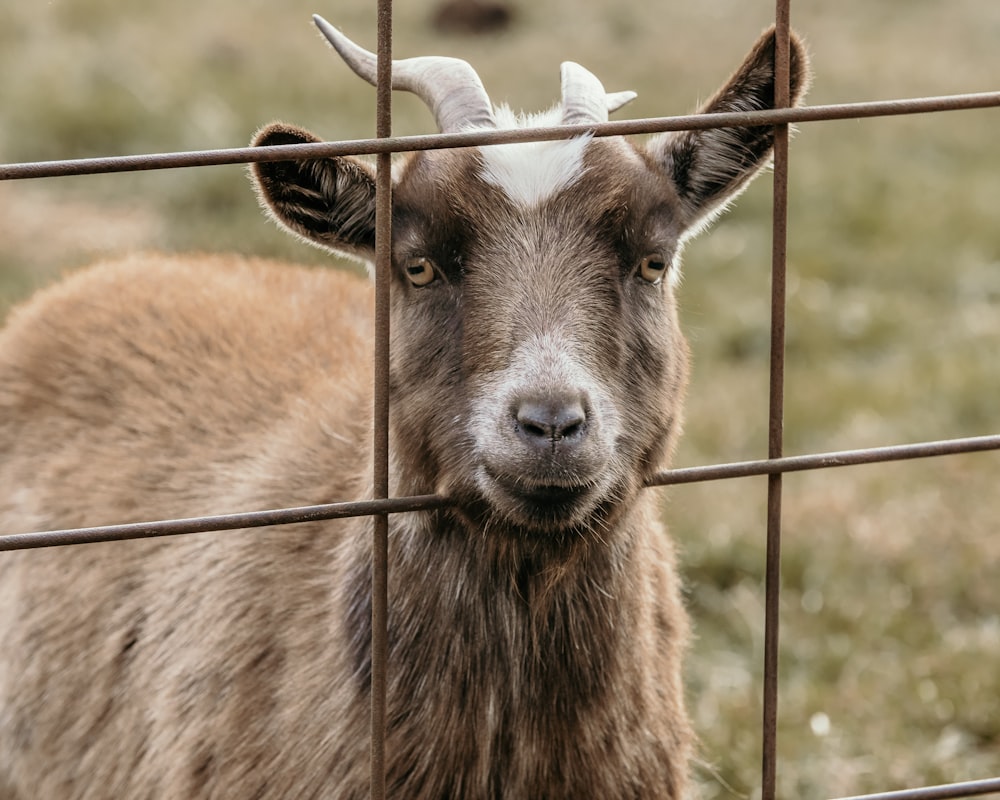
{"left": 252, "top": 22, "right": 809, "bottom": 539}
{"left": 385, "top": 136, "right": 689, "bottom": 536}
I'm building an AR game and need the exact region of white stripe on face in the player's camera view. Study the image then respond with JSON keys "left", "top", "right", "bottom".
{"left": 477, "top": 106, "right": 591, "bottom": 208}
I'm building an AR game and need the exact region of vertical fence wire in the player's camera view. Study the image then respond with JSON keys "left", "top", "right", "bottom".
{"left": 371, "top": 1, "right": 394, "bottom": 797}
{"left": 761, "top": 1, "right": 793, "bottom": 797}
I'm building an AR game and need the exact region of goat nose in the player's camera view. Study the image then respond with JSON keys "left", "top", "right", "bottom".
{"left": 514, "top": 397, "right": 588, "bottom": 450}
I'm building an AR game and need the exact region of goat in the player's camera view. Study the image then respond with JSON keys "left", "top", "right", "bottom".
{"left": 0, "top": 16, "right": 808, "bottom": 800}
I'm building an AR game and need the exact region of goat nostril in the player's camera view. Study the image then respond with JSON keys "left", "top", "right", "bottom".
{"left": 554, "top": 414, "right": 585, "bottom": 440}
{"left": 515, "top": 399, "right": 587, "bottom": 445}
{"left": 520, "top": 419, "right": 549, "bottom": 440}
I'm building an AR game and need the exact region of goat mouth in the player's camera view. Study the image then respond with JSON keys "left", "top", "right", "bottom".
{"left": 513, "top": 483, "right": 592, "bottom": 504}
{"left": 477, "top": 467, "right": 602, "bottom": 529}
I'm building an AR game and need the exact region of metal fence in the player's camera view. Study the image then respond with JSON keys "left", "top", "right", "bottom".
{"left": 2, "top": 0, "right": 1000, "bottom": 798}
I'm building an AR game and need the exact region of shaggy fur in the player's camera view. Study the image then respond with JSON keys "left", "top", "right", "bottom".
{"left": 0, "top": 27, "right": 808, "bottom": 800}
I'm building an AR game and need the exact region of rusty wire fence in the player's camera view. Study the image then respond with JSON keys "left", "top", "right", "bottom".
{"left": 2, "top": 0, "right": 1000, "bottom": 798}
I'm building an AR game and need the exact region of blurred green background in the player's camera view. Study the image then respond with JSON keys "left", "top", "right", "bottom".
{"left": 2, "top": 0, "right": 998, "bottom": 797}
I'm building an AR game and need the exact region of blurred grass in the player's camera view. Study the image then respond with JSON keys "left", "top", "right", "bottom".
{"left": 2, "top": 0, "right": 999, "bottom": 797}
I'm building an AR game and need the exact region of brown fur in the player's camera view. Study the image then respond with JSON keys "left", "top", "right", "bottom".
{"left": 0, "top": 29, "right": 808, "bottom": 799}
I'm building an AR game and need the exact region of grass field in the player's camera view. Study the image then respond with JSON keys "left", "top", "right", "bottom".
{"left": 2, "top": 0, "right": 999, "bottom": 797}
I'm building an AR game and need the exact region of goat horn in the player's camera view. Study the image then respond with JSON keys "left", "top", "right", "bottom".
{"left": 313, "top": 15, "right": 497, "bottom": 133}
{"left": 607, "top": 90, "right": 639, "bottom": 114}
{"left": 560, "top": 62, "right": 637, "bottom": 126}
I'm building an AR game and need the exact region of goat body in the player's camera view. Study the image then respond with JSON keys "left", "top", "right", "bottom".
{"left": 0, "top": 19, "right": 807, "bottom": 800}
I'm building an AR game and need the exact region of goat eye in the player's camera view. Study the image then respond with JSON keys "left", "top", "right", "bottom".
{"left": 638, "top": 253, "right": 669, "bottom": 284}
{"left": 403, "top": 257, "right": 437, "bottom": 287}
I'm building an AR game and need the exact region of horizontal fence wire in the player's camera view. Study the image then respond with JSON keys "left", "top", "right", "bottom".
{"left": 832, "top": 777, "right": 1000, "bottom": 800}
{"left": 2, "top": 93, "right": 1000, "bottom": 181}
{"left": 1, "top": 19, "right": 999, "bottom": 799}
{"left": 2, "top": 435, "right": 998, "bottom": 550}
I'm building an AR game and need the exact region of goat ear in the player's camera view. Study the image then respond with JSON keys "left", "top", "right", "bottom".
{"left": 251, "top": 122, "right": 378, "bottom": 264}
{"left": 646, "top": 27, "right": 810, "bottom": 237}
